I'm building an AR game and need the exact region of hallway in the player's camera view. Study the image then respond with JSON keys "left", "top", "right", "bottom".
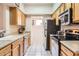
{"left": 25, "top": 25, "right": 51, "bottom": 56}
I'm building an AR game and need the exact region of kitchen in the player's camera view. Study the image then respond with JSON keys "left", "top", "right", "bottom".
{"left": 0, "top": 3, "right": 79, "bottom": 56}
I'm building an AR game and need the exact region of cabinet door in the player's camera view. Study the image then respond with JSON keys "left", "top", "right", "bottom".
{"left": 5, "top": 52, "right": 11, "bottom": 56}
{"left": 61, "top": 51, "right": 67, "bottom": 56}
{"left": 52, "top": 12, "right": 56, "bottom": 19}
{"left": 64, "top": 3, "right": 71, "bottom": 10}
{"left": 61, "top": 44, "right": 74, "bottom": 56}
{"left": 10, "top": 7, "right": 17, "bottom": 25}
{"left": 21, "top": 14, "right": 26, "bottom": 25}
{"left": 28, "top": 37, "right": 31, "bottom": 47}
{"left": 72, "top": 3, "right": 75, "bottom": 22}
{"left": 0, "top": 44, "right": 11, "bottom": 56}
{"left": 12, "top": 46, "right": 19, "bottom": 56}
{"left": 55, "top": 9, "right": 60, "bottom": 25}
{"left": 24, "top": 39, "right": 28, "bottom": 55}
{"left": 19, "top": 38, "right": 24, "bottom": 56}
{"left": 72, "top": 3, "right": 79, "bottom": 23}
{"left": 11, "top": 40, "right": 19, "bottom": 56}
{"left": 52, "top": 14, "right": 55, "bottom": 19}
{"left": 17, "top": 9, "right": 22, "bottom": 25}
{"left": 17, "top": 9, "right": 26, "bottom": 26}
{"left": 60, "top": 3, "right": 65, "bottom": 14}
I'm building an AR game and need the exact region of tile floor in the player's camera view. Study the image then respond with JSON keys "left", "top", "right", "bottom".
{"left": 25, "top": 25, "right": 51, "bottom": 56}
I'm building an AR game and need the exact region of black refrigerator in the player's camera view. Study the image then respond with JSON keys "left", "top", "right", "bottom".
{"left": 46, "top": 19, "right": 61, "bottom": 50}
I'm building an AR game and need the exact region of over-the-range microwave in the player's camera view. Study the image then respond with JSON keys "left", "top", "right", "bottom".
{"left": 59, "top": 8, "right": 72, "bottom": 25}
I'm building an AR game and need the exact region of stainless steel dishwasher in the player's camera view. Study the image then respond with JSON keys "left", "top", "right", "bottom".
{"left": 23, "top": 33, "right": 28, "bottom": 55}
{"left": 50, "top": 34, "right": 59, "bottom": 56}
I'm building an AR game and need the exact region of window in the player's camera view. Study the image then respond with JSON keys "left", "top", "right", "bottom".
{"left": 35, "top": 20, "right": 42, "bottom": 25}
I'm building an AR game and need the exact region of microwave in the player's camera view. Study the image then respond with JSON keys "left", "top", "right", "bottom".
{"left": 59, "top": 8, "right": 72, "bottom": 25}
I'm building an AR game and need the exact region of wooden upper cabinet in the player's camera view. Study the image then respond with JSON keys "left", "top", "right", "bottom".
{"left": 17, "top": 9, "right": 26, "bottom": 26}
{"left": 55, "top": 9, "right": 60, "bottom": 25}
{"left": 52, "top": 6, "right": 61, "bottom": 25}
{"left": 60, "top": 3, "right": 65, "bottom": 14}
{"left": 10, "top": 7, "right": 26, "bottom": 26}
{"left": 64, "top": 3, "right": 71, "bottom": 10}
{"left": 17, "top": 9, "right": 22, "bottom": 25}
{"left": 10, "top": 7, "right": 17, "bottom": 25}
{"left": 52, "top": 13, "right": 56, "bottom": 19}
{"left": 21, "top": 14, "right": 26, "bottom": 26}
{"left": 72, "top": 3, "right": 79, "bottom": 23}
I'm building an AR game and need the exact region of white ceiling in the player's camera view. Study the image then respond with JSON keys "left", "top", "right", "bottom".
{"left": 23, "top": 3, "right": 54, "bottom": 15}
{"left": 1, "top": 3, "right": 60, "bottom": 15}
{"left": 24, "top": 3, "right": 54, "bottom": 6}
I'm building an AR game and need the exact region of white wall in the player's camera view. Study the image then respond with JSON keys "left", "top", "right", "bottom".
{"left": 26, "top": 15, "right": 51, "bottom": 31}
{"left": 26, "top": 16, "right": 32, "bottom": 31}
{"left": 24, "top": 4, "right": 52, "bottom": 14}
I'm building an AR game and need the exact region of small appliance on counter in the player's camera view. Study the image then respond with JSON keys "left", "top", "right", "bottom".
{"left": 0, "top": 30, "right": 5, "bottom": 38}
{"left": 18, "top": 25, "right": 25, "bottom": 34}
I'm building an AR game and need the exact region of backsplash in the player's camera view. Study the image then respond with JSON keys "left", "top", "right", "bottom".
{"left": 4, "top": 25, "right": 18, "bottom": 36}
{"left": 61, "top": 24, "right": 79, "bottom": 32}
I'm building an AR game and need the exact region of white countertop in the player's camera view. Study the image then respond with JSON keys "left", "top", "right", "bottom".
{"left": 60, "top": 41, "right": 79, "bottom": 52}
{"left": 0, "top": 32, "right": 30, "bottom": 49}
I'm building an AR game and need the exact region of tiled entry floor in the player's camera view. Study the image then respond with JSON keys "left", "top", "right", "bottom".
{"left": 25, "top": 44, "right": 51, "bottom": 56}
{"left": 25, "top": 25, "right": 51, "bottom": 56}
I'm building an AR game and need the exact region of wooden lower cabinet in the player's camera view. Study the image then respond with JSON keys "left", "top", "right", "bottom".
{"left": 28, "top": 37, "right": 31, "bottom": 47}
{"left": 5, "top": 52, "right": 11, "bottom": 56}
{"left": 61, "top": 44, "right": 74, "bottom": 56}
{"left": 61, "top": 51, "right": 67, "bottom": 56}
{"left": 60, "top": 43, "right": 79, "bottom": 56}
{"left": 19, "top": 38, "right": 24, "bottom": 56}
{"left": 11, "top": 40, "right": 19, "bottom": 56}
{"left": 0, "top": 36, "right": 28, "bottom": 56}
{"left": 24, "top": 38, "right": 28, "bottom": 55}
{"left": 72, "top": 3, "right": 79, "bottom": 23}
{"left": 28, "top": 33, "right": 31, "bottom": 47}
{"left": 12, "top": 46, "right": 19, "bottom": 56}
{"left": 0, "top": 44, "right": 11, "bottom": 56}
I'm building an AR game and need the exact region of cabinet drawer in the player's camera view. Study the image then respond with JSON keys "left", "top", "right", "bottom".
{"left": 12, "top": 40, "right": 19, "bottom": 49}
{"left": 61, "top": 44, "right": 74, "bottom": 56}
{"left": 5, "top": 52, "right": 11, "bottom": 56}
{"left": 0, "top": 44, "right": 11, "bottom": 56}
{"left": 61, "top": 51, "right": 67, "bottom": 56}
